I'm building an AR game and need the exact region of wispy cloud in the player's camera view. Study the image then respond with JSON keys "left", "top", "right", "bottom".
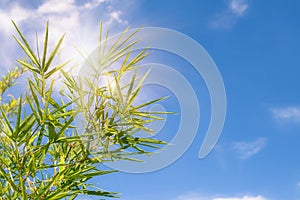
{"left": 233, "top": 138, "right": 267, "bottom": 159}
{"left": 176, "top": 192, "right": 209, "bottom": 200}
{"left": 176, "top": 192, "right": 268, "bottom": 200}
{"left": 37, "top": 0, "right": 76, "bottom": 14}
{"left": 81, "top": 0, "right": 107, "bottom": 10}
{"left": 108, "top": 11, "right": 128, "bottom": 25}
{"left": 230, "top": 0, "right": 249, "bottom": 16}
{"left": 270, "top": 107, "right": 300, "bottom": 123}
{"left": 211, "top": 0, "right": 250, "bottom": 29}
{"left": 214, "top": 196, "right": 267, "bottom": 200}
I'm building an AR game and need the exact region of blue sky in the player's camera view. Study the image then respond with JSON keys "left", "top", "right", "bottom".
{"left": 1, "top": 0, "right": 300, "bottom": 200}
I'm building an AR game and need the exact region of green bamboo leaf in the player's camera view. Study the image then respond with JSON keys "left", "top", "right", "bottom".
{"left": 44, "top": 33, "right": 66, "bottom": 73}
{"left": 133, "top": 97, "right": 168, "bottom": 111}
{"left": 50, "top": 96, "right": 80, "bottom": 116}
{"left": 132, "top": 145, "right": 148, "bottom": 154}
{"left": 25, "top": 94, "right": 40, "bottom": 123}
{"left": 28, "top": 79, "right": 43, "bottom": 118}
{"left": 18, "top": 114, "right": 35, "bottom": 142}
{"left": 81, "top": 190, "right": 119, "bottom": 198}
{"left": 107, "top": 77, "right": 114, "bottom": 98}
{"left": 47, "top": 191, "right": 76, "bottom": 200}
{"left": 125, "top": 70, "right": 136, "bottom": 102}
{"left": 12, "top": 20, "right": 41, "bottom": 69}
{"left": 133, "top": 137, "right": 166, "bottom": 144}
{"left": 15, "top": 95, "right": 22, "bottom": 134}
{"left": 106, "top": 26, "right": 130, "bottom": 56}
{"left": 137, "top": 142, "right": 161, "bottom": 149}
{"left": 101, "top": 29, "right": 109, "bottom": 59}
{"left": 106, "top": 27, "right": 141, "bottom": 62}
{"left": 0, "top": 107, "right": 13, "bottom": 135}
{"left": 45, "top": 60, "right": 70, "bottom": 79}
{"left": 141, "top": 111, "right": 175, "bottom": 115}
{"left": 127, "top": 48, "right": 149, "bottom": 67}
{"left": 132, "top": 112, "right": 164, "bottom": 120}
{"left": 126, "top": 86, "right": 141, "bottom": 110}
{"left": 54, "top": 110, "right": 77, "bottom": 119}
{"left": 48, "top": 122, "right": 56, "bottom": 142}
{"left": 17, "top": 60, "right": 40, "bottom": 73}
{"left": 70, "top": 169, "right": 117, "bottom": 180}
{"left": 13, "top": 35, "right": 41, "bottom": 71}
{"left": 44, "top": 79, "right": 54, "bottom": 121}
{"left": 114, "top": 73, "right": 123, "bottom": 103}
{"left": 33, "top": 72, "right": 41, "bottom": 88}
{"left": 54, "top": 116, "right": 74, "bottom": 141}
{"left": 120, "top": 50, "right": 131, "bottom": 73}
{"left": 98, "top": 21, "right": 103, "bottom": 55}
{"left": 18, "top": 121, "right": 34, "bottom": 143}
{"left": 104, "top": 41, "right": 137, "bottom": 67}
{"left": 42, "top": 21, "right": 49, "bottom": 69}
{"left": 126, "top": 69, "right": 151, "bottom": 110}
{"left": 134, "top": 123, "right": 154, "bottom": 133}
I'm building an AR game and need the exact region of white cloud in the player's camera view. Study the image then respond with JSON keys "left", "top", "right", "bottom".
{"left": 214, "top": 196, "right": 267, "bottom": 200}
{"left": 233, "top": 138, "right": 267, "bottom": 159}
{"left": 176, "top": 192, "right": 209, "bottom": 200}
{"left": 270, "top": 107, "right": 300, "bottom": 123}
{"left": 176, "top": 193, "right": 268, "bottom": 200}
{"left": 37, "top": 0, "right": 76, "bottom": 14}
{"left": 0, "top": 3, "right": 32, "bottom": 35}
{"left": 211, "top": 0, "right": 249, "bottom": 29}
{"left": 230, "top": 0, "right": 249, "bottom": 16}
{"left": 108, "top": 11, "right": 128, "bottom": 25}
{"left": 82, "top": 0, "right": 107, "bottom": 10}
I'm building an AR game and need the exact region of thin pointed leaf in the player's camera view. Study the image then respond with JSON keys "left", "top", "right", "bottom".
{"left": 42, "top": 21, "right": 49, "bottom": 69}
{"left": 12, "top": 20, "right": 41, "bottom": 69}
{"left": 17, "top": 60, "right": 39, "bottom": 73}
{"left": 44, "top": 33, "right": 66, "bottom": 73}
{"left": 133, "top": 96, "right": 168, "bottom": 110}
{"left": 125, "top": 69, "right": 151, "bottom": 109}
{"left": 55, "top": 116, "right": 74, "bottom": 141}
{"left": 125, "top": 70, "right": 136, "bottom": 103}
{"left": 14, "top": 95, "right": 22, "bottom": 135}
{"left": 45, "top": 60, "right": 70, "bottom": 79}
{"left": 0, "top": 107, "right": 13, "bottom": 135}
{"left": 114, "top": 73, "right": 123, "bottom": 103}
{"left": 28, "top": 79, "right": 43, "bottom": 118}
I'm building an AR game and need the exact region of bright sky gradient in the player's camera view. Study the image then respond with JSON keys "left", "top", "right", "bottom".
{"left": 1, "top": 0, "right": 300, "bottom": 200}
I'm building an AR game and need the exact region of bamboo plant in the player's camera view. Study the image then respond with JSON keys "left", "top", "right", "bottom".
{"left": 0, "top": 21, "right": 168, "bottom": 199}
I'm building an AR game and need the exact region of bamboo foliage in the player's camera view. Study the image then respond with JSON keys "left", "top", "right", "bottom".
{"left": 0, "top": 21, "right": 169, "bottom": 199}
